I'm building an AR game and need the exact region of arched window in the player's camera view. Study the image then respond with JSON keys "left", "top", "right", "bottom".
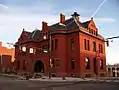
{"left": 100, "top": 60, "right": 103, "bottom": 70}
{"left": 85, "top": 57, "right": 90, "bottom": 70}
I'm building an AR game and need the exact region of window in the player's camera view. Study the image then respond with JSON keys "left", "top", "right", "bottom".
{"left": 41, "top": 45, "right": 49, "bottom": 53}
{"left": 99, "top": 44, "right": 101, "bottom": 53}
{"left": 96, "top": 31, "right": 98, "bottom": 36}
{"left": 40, "top": 46, "right": 42, "bottom": 53}
{"left": 93, "top": 41, "right": 96, "bottom": 52}
{"left": 33, "top": 48, "right": 36, "bottom": 54}
{"left": 87, "top": 40, "right": 90, "bottom": 50}
{"left": 55, "top": 39, "right": 58, "bottom": 50}
{"left": 17, "top": 61, "right": 20, "bottom": 70}
{"left": 29, "top": 48, "right": 33, "bottom": 53}
{"left": 84, "top": 39, "right": 87, "bottom": 50}
{"left": 71, "top": 38, "right": 75, "bottom": 51}
{"left": 100, "top": 44, "right": 103, "bottom": 53}
{"left": 85, "top": 57, "right": 90, "bottom": 70}
{"left": 51, "top": 40, "right": 54, "bottom": 50}
{"left": 52, "top": 59, "right": 55, "bottom": 67}
{"left": 71, "top": 59, "right": 75, "bottom": 70}
{"left": 22, "top": 46, "right": 26, "bottom": 52}
{"left": 23, "top": 60, "right": 26, "bottom": 70}
{"left": 99, "top": 44, "right": 103, "bottom": 53}
{"left": 84, "top": 39, "right": 90, "bottom": 51}
{"left": 94, "top": 31, "right": 95, "bottom": 35}
{"left": 91, "top": 29, "right": 93, "bottom": 34}
{"left": 89, "top": 28, "right": 91, "bottom": 33}
{"left": 56, "top": 59, "right": 60, "bottom": 67}
{"left": 100, "top": 60, "right": 103, "bottom": 70}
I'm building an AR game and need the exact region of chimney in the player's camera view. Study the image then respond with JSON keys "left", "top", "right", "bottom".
{"left": 0, "top": 42, "right": 2, "bottom": 47}
{"left": 60, "top": 13, "right": 65, "bottom": 24}
{"left": 42, "top": 21, "right": 48, "bottom": 31}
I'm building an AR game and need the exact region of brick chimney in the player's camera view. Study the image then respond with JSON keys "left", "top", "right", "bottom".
{"left": 42, "top": 21, "right": 48, "bottom": 31}
{"left": 0, "top": 42, "right": 2, "bottom": 47}
{"left": 60, "top": 13, "right": 65, "bottom": 24}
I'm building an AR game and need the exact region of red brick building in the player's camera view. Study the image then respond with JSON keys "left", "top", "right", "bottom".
{"left": 14, "top": 12, "right": 106, "bottom": 77}
{"left": 0, "top": 42, "right": 15, "bottom": 62}
{"left": 0, "top": 55, "right": 12, "bottom": 73}
{"left": 0, "top": 42, "right": 14, "bottom": 73}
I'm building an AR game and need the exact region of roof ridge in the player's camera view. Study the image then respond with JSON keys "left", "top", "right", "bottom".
{"left": 74, "top": 18, "right": 80, "bottom": 27}
{"left": 31, "top": 30, "right": 37, "bottom": 38}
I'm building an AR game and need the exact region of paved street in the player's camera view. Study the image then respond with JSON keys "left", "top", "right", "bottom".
{"left": 0, "top": 76, "right": 119, "bottom": 90}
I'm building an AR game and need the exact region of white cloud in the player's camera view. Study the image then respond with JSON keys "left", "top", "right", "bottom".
{"left": 0, "top": 13, "right": 59, "bottom": 46}
{"left": 0, "top": 4, "right": 8, "bottom": 9}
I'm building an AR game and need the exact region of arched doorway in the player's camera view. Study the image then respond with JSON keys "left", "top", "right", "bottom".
{"left": 34, "top": 60, "right": 44, "bottom": 73}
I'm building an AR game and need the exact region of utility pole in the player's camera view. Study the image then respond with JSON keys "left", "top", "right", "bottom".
{"left": 49, "top": 34, "right": 52, "bottom": 79}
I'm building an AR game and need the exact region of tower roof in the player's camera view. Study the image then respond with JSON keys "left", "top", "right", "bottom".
{"left": 71, "top": 12, "right": 80, "bottom": 17}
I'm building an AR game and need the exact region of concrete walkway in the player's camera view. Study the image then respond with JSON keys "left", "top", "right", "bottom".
{"left": 0, "top": 73, "right": 96, "bottom": 82}
{"left": 1, "top": 74, "right": 119, "bottom": 83}
{"left": 30, "top": 77, "right": 96, "bottom": 82}
{"left": 0, "top": 73, "right": 24, "bottom": 79}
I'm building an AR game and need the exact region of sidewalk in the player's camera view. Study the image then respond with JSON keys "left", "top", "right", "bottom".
{"left": 30, "top": 76, "right": 96, "bottom": 82}
{"left": 0, "top": 73, "right": 24, "bottom": 79}
{"left": 0, "top": 73, "right": 96, "bottom": 82}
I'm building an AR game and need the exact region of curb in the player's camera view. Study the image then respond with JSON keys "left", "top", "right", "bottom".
{"left": 0, "top": 74, "right": 25, "bottom": 79}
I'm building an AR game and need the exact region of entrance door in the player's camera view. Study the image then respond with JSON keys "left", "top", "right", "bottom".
{"left": 34, "top": 60, "right": 44, "bottom": 73}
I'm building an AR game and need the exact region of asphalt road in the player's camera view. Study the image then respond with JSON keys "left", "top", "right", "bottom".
{"left": 0, "top": 76, "right": 119, "bottom": 90}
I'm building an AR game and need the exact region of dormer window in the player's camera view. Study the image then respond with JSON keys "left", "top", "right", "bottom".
{"left": 94, "top": 31, "right": 95, "bottom": 35}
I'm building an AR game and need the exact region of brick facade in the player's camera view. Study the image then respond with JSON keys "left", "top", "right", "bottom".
{"left": 14, "top": 12, "right": 106, "bottom": 77}
{"left": 0, "top": 42, "right": 14, "bottom": 73}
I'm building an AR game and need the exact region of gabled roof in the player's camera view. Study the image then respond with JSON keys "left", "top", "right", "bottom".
{"left": 29, "top": 29, "right": 41, "bottom": 39}
{"left": 81, "top": 20, "right": 91, "bottom": 28}
{"left": 50, "top": 17, "right": 83, "bottom": 31}
{"left": 21, "top": 30, "right": 31, "bottom": 37}
{"left": 50, "top": 17, "right": 92, "bottom": 31}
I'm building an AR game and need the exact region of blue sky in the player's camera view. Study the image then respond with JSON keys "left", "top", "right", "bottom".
{"left": 0, "top": 0, "right": 119, "bottom": 64}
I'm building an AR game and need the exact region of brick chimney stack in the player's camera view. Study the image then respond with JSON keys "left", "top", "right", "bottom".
{"left": 42, "top": 21, "right": 48, "bottom": 31}
{"left": 60, "top": 13, "right": 65, "bottom": 24}
{"left": 0, "top": 42, "right": 2, "bottom": 47}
